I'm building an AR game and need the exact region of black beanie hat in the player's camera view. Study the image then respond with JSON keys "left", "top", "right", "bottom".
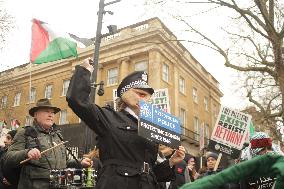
{"left": 206, "top": 152, "right": 218, "bottom": 160}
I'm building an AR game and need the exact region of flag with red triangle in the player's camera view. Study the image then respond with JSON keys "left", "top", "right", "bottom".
{"left": 30, "top": 19, "right": 89, "bottom": 64}
{"left": 10, "top": 119, "right": 20, "bottom": 130}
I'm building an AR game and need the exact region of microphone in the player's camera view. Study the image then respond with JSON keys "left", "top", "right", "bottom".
{"left": 97, "top": 81, "right": 104, "bottom": 96}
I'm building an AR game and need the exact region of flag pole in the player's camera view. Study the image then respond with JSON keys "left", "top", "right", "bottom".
{"left": 29, "top": 61, "right": 32, "bottom": 110}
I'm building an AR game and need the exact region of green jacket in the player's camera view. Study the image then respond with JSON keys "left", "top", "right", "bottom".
{"left": 180, "top": 154, "right": 284, "bottom": 189}
{"left": 5, "top": 123, "right": 67, "bottom": 189}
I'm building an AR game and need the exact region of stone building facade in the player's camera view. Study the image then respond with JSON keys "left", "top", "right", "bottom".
{"left": 0, "top": 17, "right": 222, "bottom": 155}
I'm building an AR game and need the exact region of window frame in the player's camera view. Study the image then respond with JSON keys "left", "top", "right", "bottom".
{"left": 44, "top": 84, "right": 53, "bottom": 99}
{"left": 179, "top": 107, "right": 186, "bottom": 127}
{"left": 59, "top": 109, "right": 68, "bottom": 125}
{"left": 13, "top": 92, "right": 21, "bottom": 107}
{"left": 192, "top": 87, "right": 198, "bottom": 103}
{"left": 25, "top": 115, "right": 33, "bottom": 126}
{"left": 162, "top": 63, "right": 169, "bottom": 82}
{"left": 29, "top": 87, "right": 36, "bottom": 103}
{"left": 179, "top": 76, "right": 185, "bottom": 94}
{"left": 194, "top": 116, "right": 199, "bottom": 141}
{"left": 107, "top": 67, "right": 118, "bottom": 86}
{"left": 204, "top": 96, "right": 208, "bottom": 111}
{"left": 1, "top": 95, "right": 8, "bottom": 109}
{"left": 62, "top": 80, "right": 70, "bottom": 96}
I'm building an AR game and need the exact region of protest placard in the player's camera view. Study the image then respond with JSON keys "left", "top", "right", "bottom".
{"left": 139, "top": 100, "right": 181, "bottom": 148}
{"left": 150, "top": 88, "right": 170, "bottom": 113}
{"left": 208, "top": 106, "right": 251, "bottom": 159}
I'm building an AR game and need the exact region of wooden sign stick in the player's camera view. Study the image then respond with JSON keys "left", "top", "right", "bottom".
{"left": 213, "top": 153, "right": 222, "bottom": 171}
{"left": 20, "top": 141, "right": 68, "bottom": 165}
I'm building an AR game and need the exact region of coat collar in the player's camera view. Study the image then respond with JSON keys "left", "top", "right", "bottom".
{"left": 33, "top": 121, "right": 58, "bottom": 134}
{"left": 124, "top": 107, "right": 138, "bottom": 120}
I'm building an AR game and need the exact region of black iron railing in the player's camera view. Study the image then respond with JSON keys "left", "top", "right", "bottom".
{"left": 180, "top": 126, "right": 209, "bottom": 147}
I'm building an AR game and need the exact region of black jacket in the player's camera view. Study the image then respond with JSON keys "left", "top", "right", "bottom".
{"left": 168, "top": 160, "right": 187, "bottom": 189}
{"left": 66, "top": 66, "right": 175, "bottom": 189}
{"left": 0, "top": 147, "right": 18, "bottom": 189}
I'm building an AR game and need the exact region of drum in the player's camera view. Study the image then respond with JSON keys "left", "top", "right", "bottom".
{"left": 50, "top": 169, "right": 60, "bottom": 188}
{"left": 65, "top": 168, "right": 84, "bottom": 187}
{"left": 50, "top": 169, "right": 67, "bottom": 188}
{"left": 83, "top": 168, "right": 97, "bottom": 188}
{"left": 50, "top": 168, "right": 85, "bottom": 188}
{"left": 58, "top": 169, "right": 68, "bottom": 188}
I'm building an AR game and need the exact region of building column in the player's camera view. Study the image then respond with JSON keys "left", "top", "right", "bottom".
{"left": 148, "top": 49, "right": 161, "bottom": 89}
{"left": 118, "top": 57, "right": 130, "bottom": 81}
{"left": 173, "top": 66, "right": 179, "bottom": 115}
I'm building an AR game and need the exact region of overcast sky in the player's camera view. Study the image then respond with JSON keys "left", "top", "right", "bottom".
{"left": 0, "top": 0, "right": 249, "bottom": 109}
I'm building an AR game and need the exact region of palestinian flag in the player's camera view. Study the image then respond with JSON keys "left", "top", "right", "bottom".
{"left": 0, "top": 120, "right": 7, "bottom": 132}
{"left": 10, "top": 119, "right": 20, "bottom": 130}
{"left": 30, "top": 19, "right": 89, "bottom": 64}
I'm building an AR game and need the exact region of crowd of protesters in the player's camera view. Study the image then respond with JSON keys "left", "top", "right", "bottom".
{"left": 0, "top": 58, "right": 283, "bottom": 189}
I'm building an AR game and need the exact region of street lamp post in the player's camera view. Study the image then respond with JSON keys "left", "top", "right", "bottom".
{"left": 84, "top": 0, "right": 121, "bottom": 154}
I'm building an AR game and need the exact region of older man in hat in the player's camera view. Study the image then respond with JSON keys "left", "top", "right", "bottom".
{"left": 66, "top": 58, "right": 185, "bottom": 189}
{"left": 3, "top": 98, "right": 66, "bottom": 189}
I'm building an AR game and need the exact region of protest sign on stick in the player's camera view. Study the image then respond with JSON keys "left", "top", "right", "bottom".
{"left": 208, "top": 106, "right": 252, "bottom": 159}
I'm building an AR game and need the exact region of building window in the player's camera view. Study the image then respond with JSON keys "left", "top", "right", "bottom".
{"left": 135, "top": 61, "right": 148, "bottom": 72}
{"left": 107, "top": 68, "right": 118, "bottom": 85}
{"left": 192, "top": 87, "right": 198, "bottom": 103}
{"left": 62, "top": 80, "right": 70, "bottom": 96}
{"left": 1, "top": 96, "right": 7, "bottom": 109}
{"left": 204, "top": 97, "right": 208, "bottom": 111}
{"left": 59, "top": 110, "right": 68, "bottom": 125}
{"left": 205, "top": 123, "right": 210, "bottom": 144}
{"left": 45, "top": 85, "right": 53, "bottom": 99}
{"left": 213, "top": 104, "right": 218, "bottom": 118}
{"left": 194, "top": 116, "right": 199, "bottom": 141}
{"left": 162, "top": 64, "right": 169, "bottom": 82}
{"left": 179, "top": 76, "right": 185, "bottom": 94}
{"left": 25, "top": 115, "right": 33, "bottom": 126}
{"left": 179, "top": 108, "right": 186, "bottom": 127}
{"left": 13, "top": 92, "right": 21, "bottom": 106}
{"left": 29, "top": 88, "right": 36, "bottom": 103}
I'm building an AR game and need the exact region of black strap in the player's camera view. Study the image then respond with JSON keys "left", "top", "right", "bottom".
{"left": 25, "top": 126, "right": 52, "bottom": 169}
{"left": 103, "top": 159, "right": 152, "bottom": 171}
{"left": 55, "top": 130, "right": 80, "bottom": 165}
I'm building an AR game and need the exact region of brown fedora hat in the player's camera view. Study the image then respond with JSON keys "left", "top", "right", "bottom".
{"left": 29, "top": 98, "right": 61, "bottom": 117}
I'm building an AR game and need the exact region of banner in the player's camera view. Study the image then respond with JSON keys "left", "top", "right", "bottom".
{"left": 150, "top": 88, "right": 170, "bottom": 113}
{"left": 208, "top": 106, "right": 251, "bottom": 158}
{"left": 139, "top": 100, "right": 181, "bottom": 148}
